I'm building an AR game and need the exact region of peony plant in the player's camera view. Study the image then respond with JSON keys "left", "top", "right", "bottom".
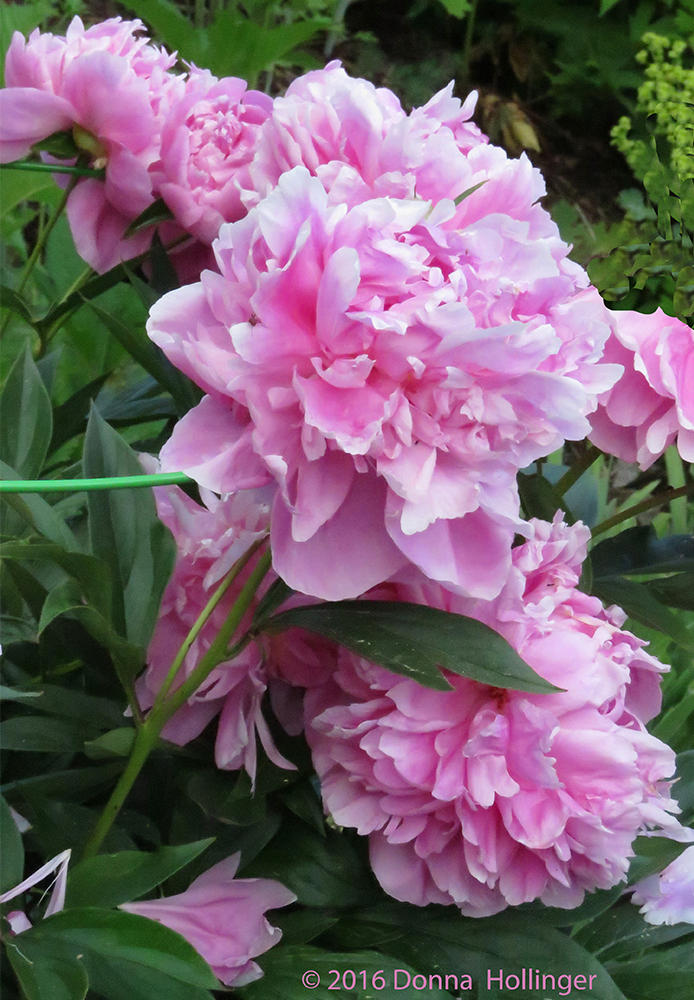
{"left": 1, "top": 13, "right": 692, "bottom": 1000}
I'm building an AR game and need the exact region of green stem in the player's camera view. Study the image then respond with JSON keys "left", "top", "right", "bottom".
{"left": 81, "top": 547, "right": 272, "bottom": 858}
{"left": 151, "top": 536, "right": 268, "bottom": 709}
{"left": 555, "top": 444, "right": 603, "bottom": 496}
{"left": 1, "top": 161, "right": 105, "bottom": 179}
{"left": 81, "top": 725, "right": 157, "bottom": 859}
{"left": 150, "top": 549, "right": 272, "bottom": 729}
{"left": 591, "top": 481, "right": 694, "bottom": 538}
{"left": 0, "top": 472, "right": 193, "bottom": 493}
{"left": 1, "top": 177, "right": 77, "bottom": 339}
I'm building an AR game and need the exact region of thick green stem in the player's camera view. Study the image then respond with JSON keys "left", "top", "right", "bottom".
{"left": 81, "top": 725, "right": 157, "bottom": 858}
{"left": 555, "top": 444, "right": 603, "bottom": 496}
{"left": 81, "top": 547, "right": 272, "bottom": 858}
{"left": 591, "top": 481, "right": 694, "bottom": 538}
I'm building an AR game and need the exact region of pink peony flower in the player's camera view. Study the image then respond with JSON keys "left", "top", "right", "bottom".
{"left": 149, "top": 154, "right": 618, "bottom": 601}
{"left": 299, "top": 517, "right": 688, "bottom": 916}
{"left": 0, "top": 17, "right": 182, "bottom": 271}
{"left": 249, "top": 61, "right": 487, "bottom": 206}
{"left": 152, "top": 69, "right": 272, "bottom": 244}
{"left": 589, "top": 306, "right": 694, "bottom": 469}
{"left": 121, "top": 854, "right": 296, "bottom": 986}
{"left": 631, "top": 846, "right": 694, "bottom": 925}
{"left": 137, "top": 474, "right": 294, "bottom": 781}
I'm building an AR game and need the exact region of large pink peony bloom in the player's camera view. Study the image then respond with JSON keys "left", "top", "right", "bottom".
{"left": 589, "top": 306, "right": 694, "bottom": 468}
{"left": 137, "top": 476, "right": 293, "bottom": 781}
{"left": 631, "top": 846, "right": 694, "bottom": 925}
{"left": 121, "top": 854, "right": 296, "bottom": 986}
{"left": 0, "top": 17, "right": 181, "bottom": 271}
{"left": 150, "top": 153, "right": 618, "bottom": 601}
{"left": 300, "top": 517, "right": 688, "bottom": 916}
{"left": 152, "top": 69, "right": 272, "bottom": 244}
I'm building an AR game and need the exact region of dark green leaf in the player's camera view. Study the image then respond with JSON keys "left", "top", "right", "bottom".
{"left": 0, "top": 459, "right": 79, "bottom": 550}
{"left": 0, "top": 792, "right": 24, "bottom": 891}
{"left": 607, "top": 940, "right": 694, "bottom": 1000}
{"left": 591, "top": 527, "right": 694, "bottom": 578}
{"left": 66, "top": 839, "right": 214, "bottom": 909}
{"left": 627, "top": 836, "right": 689, "bottom": 884}
{"left": 49, "top": 374, "right": 111, "bottom": 454}
{"left": 646, "top": 572, "right": 694, "bottom": 610}
{"left": 247, "top": 821, "right": 380, "bottom": 908}
{"left": 263, "top": 601, "right": 560, "bottom": 693}
{"left": 83, "top": 408, "right": 175, "bottom": 648}
{"left": 123, "top": 198, "right": 173, "bottom": 237}
{"left": 0, "top": 715, "right": 87, "bottom": 752}
{"left": 518, "top": 470, "right": 570, "bottom": 522}
{"left": 11, "top": 908, "right": 217, "bottom": 999}
{"left": 252, "top": 578, "right": 294, "bottom": 626}
{"left": 0, "top": 540, "right": 112, "bottom": 619}
{"left": 674, "top": 750, "right": 694, "bottom": 825}
{"left": 5, "top": 936, "right": 89, "bottom": 1000}
{"left": 85, "top": 301, "right": 196, "bottom": 413}
{"left": 0, "top": 347, "right": 52, "bottom": 478}
{"left": 0, "top": 284, "right": 34, "bottom": 322}
{"left": 2, "top": 764, "right": 122, "bottom": 801}
{"left": 32, "top": 130, "right": 79, "bottom": 160}
{"left": 237, "top": 945, "right": 450, "bottom": 999}
{"left": 83, "top": 727, "right": 135, "bottom": 760}
{"left": 331, "top": 904, "right": 627, "bottom": 1000}
{"left": 591, "top": 576, "right": 694, "bottom": 650}
{"left": 205, "top": 14, "right": 328, "bottom": 82}
{"left": 0, "top": 684, "right": 42, "bottom": 701}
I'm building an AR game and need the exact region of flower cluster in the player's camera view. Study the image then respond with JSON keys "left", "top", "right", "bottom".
{"left": 3, "top": 17, "right": 692, "bottom": 980}
{"left": 0, "top": 17, "right": 270, "bottom": 273}
{"left": 300, "top": 517, "right": 687, "bottom": 916}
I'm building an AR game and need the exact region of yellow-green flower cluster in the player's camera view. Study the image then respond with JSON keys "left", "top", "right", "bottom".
{"left": 612, "top": 32, "right": 693, "bottom": 182}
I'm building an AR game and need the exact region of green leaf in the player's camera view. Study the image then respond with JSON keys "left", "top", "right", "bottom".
{"left": 247, "top": 821, "right": 380, "bottom": 908}
{"left": 646, "top": 572, "right": 694, "bottom": 611}
{"left": 204, "top": 14, "right": 328, "bottom": 82}
{"left": 7, "top": 908, "right": 216, "bottom": 1000}
{"left": 0, "top": 540, "right": 112, "bottom": 619}
{"left": 38, "top": 578, "right": 145, "bottom": 693}
{"left": 49, "top": 374, "right": 111, "bottom": 454}
{"left": 0, "top": 347, "right": 52, "bottom": 478}
{"left": 591, "top": 576, "right": 694, "bottom": 650}
{"left": 627, "top": 836, "right": 689, "bottom": 884}
{"left": 518, "top": 470, "right": 568, "bottom": 522}
{"left": 263, "top": 601, "right": 560, "bottom": 693}
{"left": 0, "top": 792, "right": 24, "bottom": 891}
{"left": 66, "top": 839, "right": 214, "bottom": 909}
{"left": 331, "top": 904, "right": 627, "bottom": 1000}
{"left": 591, "top": 527, "right": 694, "bottom": 578}
{"left": 436, "top": 0, "right": 473, "bottom": 18}
{"left": 0, "top": 459, "right": 79, "bottom": 550}
{"left": 1, "top": 284, "right": 34, "bottom": 322}
{"left": 0, "top": 715, "right": 88, "bottom": 753}
{"left": 5, "top": 937, "right": 89, "bottom": 1000}
{"left": 237, "top": 945, "right": 451, "bottom": 999}
{"left": 83, "top": 408, "right": 175, "bottom": 649}
{"left": 123, "top": 198, "right": 173, "bottom": 237}
{"left": 84, "top": 300, "right": 195, "bottom": 413}
{"left": 32, "top": 130, "right": 80, "bottom": 160}
{"left": 83, "top": 727, "right": 135, "bottom": 760}
{"left": 0, "top": 684, "right": 42, "bottom": 701}
{"left": 607, "top": 940, "right": 694, "bottom": 1000}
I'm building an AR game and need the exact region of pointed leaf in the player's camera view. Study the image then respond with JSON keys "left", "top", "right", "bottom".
{"left": 0, "top": 792, "right": 24, "bottom": 891}
{"left": 0, "top": 347, "right": 52, "bottom": 478}
{"left": 263, "top": 601, "right": 560, "bottom": 693}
